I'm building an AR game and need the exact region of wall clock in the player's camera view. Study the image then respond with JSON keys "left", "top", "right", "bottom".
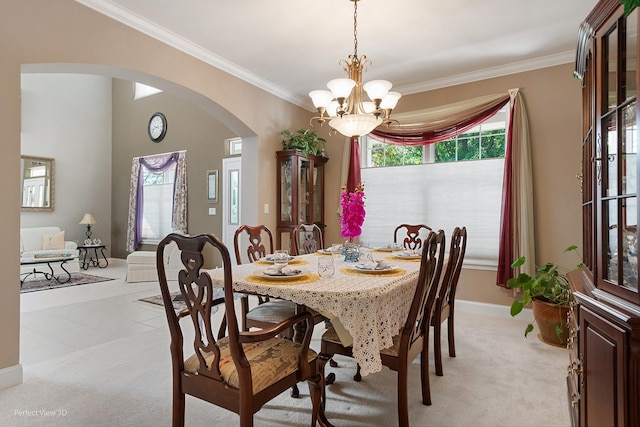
{"left": 148, "top": 112, "right": 167, "bottom": 142}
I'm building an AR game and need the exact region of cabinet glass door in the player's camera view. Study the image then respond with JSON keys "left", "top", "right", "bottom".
{"left": 298, "top": 158, "right": 311, "bottom": 223}
{"left": 280, "top": 158, "right": 293, "bottom": 222}
{"left": 312, "top": 164, "right": 323, "bottom": 222}
{"left": 600, "top": 9, "right": 639, "bottom": 296}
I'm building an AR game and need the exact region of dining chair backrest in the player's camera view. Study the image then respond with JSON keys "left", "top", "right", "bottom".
{"left": 403, "top": 229, "right": 446, "bottom": 347}
{"left": 292, "top": 223, "right": 324, "bottom": 255}
{"left": 394, "top": 224, "right": 433, "bottom": 251}
{"left": 156, "top": 233, "right": 322, "bottom": 426}
{"left": 432, "top": 226, "right": 467, "bottom": 376}
{"left": 437, "top": 226, "right": 467, "bottom": 309}
{"left": 233, "top": 224, "right": 274, "bottom": 264}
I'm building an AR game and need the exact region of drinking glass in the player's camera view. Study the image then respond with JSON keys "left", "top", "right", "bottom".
{"left": 272, "top": 249, "right": 289, "bottom": 272}
{"left": 317, "top": 255, "right": 335, "bottom": 278}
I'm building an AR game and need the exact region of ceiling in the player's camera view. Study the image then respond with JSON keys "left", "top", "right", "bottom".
{"left": 76, "top": 0, "right": 599, "bottom": 111}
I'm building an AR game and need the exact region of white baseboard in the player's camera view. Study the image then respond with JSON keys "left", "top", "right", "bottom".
{"left": 0, "top": 363, "right": 23, "bottom": 390}
{"left": 456, "top": 299, "right": 534, "bottom": 322}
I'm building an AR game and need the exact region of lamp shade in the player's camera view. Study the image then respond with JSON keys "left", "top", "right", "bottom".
{"left": 380, "top": 92, "right": 402, "bottom": 110}
{"left": 327, "top": 78, "right": 356, "bottom": 99}
{"left": 309, "top": 90, "right": 334, "bottom": 109}
{"left": 363, "top": 80, "right": 392, "bottom": 101}
{"left": 79, "top": 213, "right": 97, "bottom": 225}
{"left": 329, "top": 114, "right": 381, "bottom": 137}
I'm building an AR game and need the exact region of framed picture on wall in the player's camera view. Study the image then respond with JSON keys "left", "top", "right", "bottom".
{"left": 206, "top": 170, "right": 218, "bottom": 203}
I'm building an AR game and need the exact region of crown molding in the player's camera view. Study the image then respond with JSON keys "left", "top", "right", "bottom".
{"left": 75, "top": 0, "right": 309, "bottom": 109}
{"left": 397, "top": 51, "right": 575, "bottom": 95}
{"left": 75, "top": 1, "right": 574, "bottom": 112}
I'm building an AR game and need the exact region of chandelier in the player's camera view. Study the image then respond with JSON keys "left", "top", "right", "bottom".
{"left": 309, "top": 0, "right": 401, "bottom": 138}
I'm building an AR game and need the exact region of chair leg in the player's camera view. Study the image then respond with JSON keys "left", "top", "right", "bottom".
{"left": 397, "top": 363, "right": 410, "bottom": 427}
{"left": 317, "top": 353, "right": 332, "bottom": 413}
{"left": 290, "top": 384, "right": 300, "bottom": 398}
{"left": 448, "top": 311, "right": 456, "bottom": 357}
{"left": 434, "top": 317, "right": 444, "bottom": 377}
{"left": 172, "top": 389, "right": 185, "bottom": 427}
{"left": 307, "top": 374, "right": 321, "bottom": 427}
{"left": 420, "top": 347, "right": 432, "bottom": 406}
{"left": 240, "top": 296, "right": 249, "bottom": 332}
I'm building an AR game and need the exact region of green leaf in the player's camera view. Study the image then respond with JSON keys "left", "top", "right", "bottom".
{"left": 622, "top": 0, "right": 640, "bottom": 16}
{"left": 564, "top": 245, "right": 577, "bottom": 252}
{"left": 555, "top": 324, "right": 564, "bottom": 342}
{"left": 511, "top": 257, "right": 525, "bottom": 268}
{"left": 524, "top": 323, "right": 534, "bottom": 337}
{"left": 510, "top": 300, "right": 524, "bottom": 317}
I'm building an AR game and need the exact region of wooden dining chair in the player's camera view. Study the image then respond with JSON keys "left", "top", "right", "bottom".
{"left": 394, "top": 224, "right": 433, "bottom": 251}
{"left": 431, "top": 226, "right": 467, "bottom": 376}
{"left": 233, "top": 225, "right": 296, "bottom": 337}
{"left": 319, "top": 229, "right": 446, "bottom": 427}
{"left": 156, "top": 233, "right": 324, "bottom": 427}
{"left": 233, "top": 224, "right": 326, "bottom": 398}
{"left": 292, "top": 223, "right": 324, "bottom": 256}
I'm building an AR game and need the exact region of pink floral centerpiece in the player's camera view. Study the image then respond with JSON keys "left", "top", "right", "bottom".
{"left": 340, "top": 184, "right": 366, "bottom": 242}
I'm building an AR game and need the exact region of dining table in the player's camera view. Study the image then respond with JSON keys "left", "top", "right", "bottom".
{"left": 205, "top": 248, "right": 423, "bottom": 376}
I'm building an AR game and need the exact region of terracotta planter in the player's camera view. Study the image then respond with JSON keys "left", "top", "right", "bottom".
{"left": 532, "top": 298, "right": 569, "bottom": 347}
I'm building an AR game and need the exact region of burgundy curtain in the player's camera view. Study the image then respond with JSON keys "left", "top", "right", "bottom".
{"left": 371, "top": 95, "right": 509, "bottom": 145}
{"left": 496, "top": 102, "right": 516, "bottom": 287}
{"left": 346, "top": 137, "right": 361, "bottom": 193}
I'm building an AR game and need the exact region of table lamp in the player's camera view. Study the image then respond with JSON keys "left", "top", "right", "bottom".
{"left": 79, "top": 213, "right": 97, "bottom": 240}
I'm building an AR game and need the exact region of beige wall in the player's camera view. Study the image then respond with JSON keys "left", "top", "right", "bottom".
{"left": 111, "top": 78, "right": 235, "bottom": 258}
{"left": 0, "top": 0, "right": 313, "bottom": 378}
{"left": 0, "top": 0, "right": 582, "bottom": 381}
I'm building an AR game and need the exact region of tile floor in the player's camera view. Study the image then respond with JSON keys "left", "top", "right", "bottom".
{"left": 19, "top": 258, "right": 178, "bottom": 365}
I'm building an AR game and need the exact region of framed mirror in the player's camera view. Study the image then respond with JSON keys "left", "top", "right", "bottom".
{"left": 21, "top": 155, "right": 55, "bottom": 211}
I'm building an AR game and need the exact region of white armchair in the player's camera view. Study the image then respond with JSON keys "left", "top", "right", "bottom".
{"left": 125, "top": 241, "right": 181, "bottom": 282}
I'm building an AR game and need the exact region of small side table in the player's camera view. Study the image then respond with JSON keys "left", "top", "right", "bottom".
{"left": 77, "top": 244, "right": 108, "bottom": 270}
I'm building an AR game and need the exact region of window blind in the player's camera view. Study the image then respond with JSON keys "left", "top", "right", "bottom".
{"left": 360, "top": 158, "right": 504, "bottom": 268}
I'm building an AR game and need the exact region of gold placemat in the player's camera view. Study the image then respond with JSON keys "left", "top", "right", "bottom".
{"left": 254, "top": 259, "right": 309, "bottom": 266}
{"left": 340, "top": 267, "right": 407, "bottom": 277}
{"left": 385, "top": 255, "right": 421, "bottom": 263}
{"left": 245, "top": 273, "right": 320, "bottom": 285}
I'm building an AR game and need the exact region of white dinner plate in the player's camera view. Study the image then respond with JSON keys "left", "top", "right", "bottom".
{"left": 351, "top": 264, "right": 398, "bottom": 273}
{"left": 319, "top": 248, "right": 340, "bottom": 254}
{"left": 374, "top": 246, "right": 402, "bottom": 252}
{"left": 393, "top": 252, "right": 422, "bottom": 260}
{"left": 260, "top": 256, "right": 296, "bottom": 263}
{"left": 261, "top": 268, "right": 303, "bottom": 277}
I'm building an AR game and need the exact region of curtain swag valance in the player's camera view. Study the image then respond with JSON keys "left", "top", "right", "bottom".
{"left": 342, "top": 89, "right": 534, "bottom": 286}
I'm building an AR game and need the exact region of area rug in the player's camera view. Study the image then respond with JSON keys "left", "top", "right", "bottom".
{"left": 20, "top": 272, "right": 114, "bottom": 293}
{"left": 139, "top": 292, "right": 186, "bottom": 312}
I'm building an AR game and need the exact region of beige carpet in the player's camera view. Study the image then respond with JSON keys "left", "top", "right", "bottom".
{"left": 0, "top": 310, "right": 569, "bottom": 426}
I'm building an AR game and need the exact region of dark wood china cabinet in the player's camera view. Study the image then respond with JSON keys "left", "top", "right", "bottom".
{"left": 275, "top": 150, "right": 327, "bottom": 251}
{"left": 569, "top": 1, "right": 640, "bottom": 426}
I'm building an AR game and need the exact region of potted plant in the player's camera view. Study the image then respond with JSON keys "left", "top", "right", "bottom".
{"left": 280, "top": 129, "right": 327, "bottom": 156}
{"left": 507, "top": 245, "right": 581, "bottom": 346}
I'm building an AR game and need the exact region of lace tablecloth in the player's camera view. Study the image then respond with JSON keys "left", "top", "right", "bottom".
{"left": 205, "top": 253, "right": 421, "bottom": 376}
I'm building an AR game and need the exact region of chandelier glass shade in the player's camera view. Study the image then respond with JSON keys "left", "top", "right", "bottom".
{"left": 309, "top": 0, "right": 401, "bottom": 137}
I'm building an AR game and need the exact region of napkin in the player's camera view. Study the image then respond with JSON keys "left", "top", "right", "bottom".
{"left": 264, "top": 267, "right": 301, "bottom": 276}
{"left": 363, "top": 259, "right": 390, "bottom": 270}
